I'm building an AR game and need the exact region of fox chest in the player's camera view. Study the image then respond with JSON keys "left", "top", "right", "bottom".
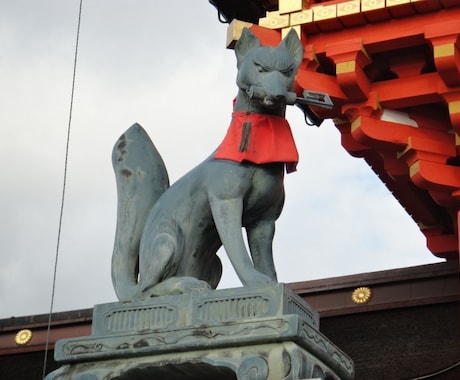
{"left": 242, "top": 164, "right": 285, "bottom": 220}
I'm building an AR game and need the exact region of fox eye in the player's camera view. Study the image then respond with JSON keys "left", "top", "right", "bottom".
{"left": 282, "top": 68, "right": 293, "bottom": 77}
{"left": 255, "top": 63, "right": 269, "bottom": 73}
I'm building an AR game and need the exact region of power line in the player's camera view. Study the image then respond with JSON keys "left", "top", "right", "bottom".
{"left": 42, "top": 1, "right": 83, "bottom": 378}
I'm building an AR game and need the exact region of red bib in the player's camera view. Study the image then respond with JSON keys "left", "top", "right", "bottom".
{"left": 214, "top": 111, "right": 298, "bottom": 173}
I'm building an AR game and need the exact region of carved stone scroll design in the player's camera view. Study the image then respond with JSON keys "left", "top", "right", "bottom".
{"left": 59, "top": 318, "right": 292, "bottom": 361}
{"left": 67, "top": 343, "right": 105, "bottom": 356}
{"left": 237, "top": 355, "right": 269, "bottom": 380}
{"left": 300, "top": 321, "right": 354, "bottom": 378}
{"left": 284, "top": 346, "right": 308, "bottom": 380}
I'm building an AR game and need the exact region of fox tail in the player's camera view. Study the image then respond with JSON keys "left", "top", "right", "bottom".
{"left": 111, "top": 123, "right": 169, "bottom": 301}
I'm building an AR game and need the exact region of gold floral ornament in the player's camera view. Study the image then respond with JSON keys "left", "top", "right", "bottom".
{"left": 351, "top": 287, "right": 372, "bottom": 304}
{"left": 15, "top": 329, "right": 33, "bottom": 346}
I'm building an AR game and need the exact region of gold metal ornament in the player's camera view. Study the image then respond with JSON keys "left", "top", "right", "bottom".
{"left": 351, "top": 287, "right": 372, "bottom": 304}
{"left": 15, "top": 329, "right": 33, "bottom": 345}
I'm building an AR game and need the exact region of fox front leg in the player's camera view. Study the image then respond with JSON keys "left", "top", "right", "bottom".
{"left": 209, "top": 197, "right": 273, "bottom": 287}
{"left": 246, "top": 219, "right": 278, "bottom": 282}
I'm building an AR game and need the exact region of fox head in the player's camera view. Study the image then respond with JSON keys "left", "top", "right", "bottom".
{"left": 234, "top": 28, "right": 303, "bottom": 114}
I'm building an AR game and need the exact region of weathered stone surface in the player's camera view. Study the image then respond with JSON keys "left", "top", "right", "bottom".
{"left": 91, "top": 283, "right": 319, "bottom": 336}
{"left": 47, "top": 285, "right": 354, "bottom": 379}
{"left": 47, "top": 341, "right": 348, "bottom": 380}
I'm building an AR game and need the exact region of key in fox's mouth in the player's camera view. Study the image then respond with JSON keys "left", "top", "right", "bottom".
{"left": 262, "top": 96, "right": 284, "bottom": 108}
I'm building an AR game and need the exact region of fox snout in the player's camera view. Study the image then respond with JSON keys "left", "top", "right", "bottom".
{"left": 241, "top": 68, "right": 297, "bottom": 108}
{"left": 245, "top": 84, "right": 297, "bottom": 107}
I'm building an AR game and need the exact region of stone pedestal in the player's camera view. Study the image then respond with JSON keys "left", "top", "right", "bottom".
{"left": 46, "top": 284, "right": 354, "bottom": 379}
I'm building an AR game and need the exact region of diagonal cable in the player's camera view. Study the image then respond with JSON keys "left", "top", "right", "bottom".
{"left": 42, "top": 1, "right": 83, "bottom": 378}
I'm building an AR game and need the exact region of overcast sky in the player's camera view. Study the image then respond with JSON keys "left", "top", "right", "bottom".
{"left": 0, "top": 1, "right": 443, "bottom": 319}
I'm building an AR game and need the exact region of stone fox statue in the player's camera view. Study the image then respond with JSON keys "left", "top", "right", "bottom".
{"left": 111, "top": 28, "right": 303, "bottom": 301}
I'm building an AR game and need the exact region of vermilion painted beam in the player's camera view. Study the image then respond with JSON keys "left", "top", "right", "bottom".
{"left": 372, "top": 73, "right": 446, "bottom": 109}
{"left": 350, "top": 115, "right": 455, "bottom": 157}
{"left": 426, "top": 234, "right": 458, "bottom": 260}
{"left": 425, "top": 20, "right": 460, "bottom": 87}
{"left": 410, "top": 160, "right": 460, "bottom": 194}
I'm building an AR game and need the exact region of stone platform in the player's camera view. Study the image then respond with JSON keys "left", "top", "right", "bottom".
{"left": 46, "top": 284, "right": 354, "bottom": 379}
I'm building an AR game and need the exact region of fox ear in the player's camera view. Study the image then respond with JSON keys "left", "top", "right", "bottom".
{"left": 280, "top": 28, "right": 304, "bottom": 70}
{"left": 235, "top": 28, "right": 261, "bottom": 67}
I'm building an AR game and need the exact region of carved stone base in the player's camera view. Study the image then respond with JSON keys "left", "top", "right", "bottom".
{"left": 46, "top": 284, "right": 354, "bottom": 379}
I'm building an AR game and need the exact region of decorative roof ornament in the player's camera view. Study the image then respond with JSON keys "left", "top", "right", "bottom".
{"left": 15, "top": 329, "right": 33, "bottom": 346}
{"left": 351, "top": 287, "right": 372, "bottom": 304}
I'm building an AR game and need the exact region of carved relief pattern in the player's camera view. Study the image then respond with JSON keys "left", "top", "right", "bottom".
{"left": 103, "top": 305, "right": 176, "bottom": 333}
{"left": 300, "top": 321, "right": 354, "bottom": 376}
{"left": 62, "top": 318, "right": 291, "bottom": 358}
{"left": 237, "top": 356, "right": 269, "bottom": 380}
{"left": 284, "top": 347, "right": 305, "bottom": 380}
{"left": 287, "top": 296, "right": 318, "bottom": 327}
{"left": 195, "top": 295, "right": 270, "bottom": 322}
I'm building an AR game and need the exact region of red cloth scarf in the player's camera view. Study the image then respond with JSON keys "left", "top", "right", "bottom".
{"left": 214, "top": 111, "right": 298, "bottom": 173}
